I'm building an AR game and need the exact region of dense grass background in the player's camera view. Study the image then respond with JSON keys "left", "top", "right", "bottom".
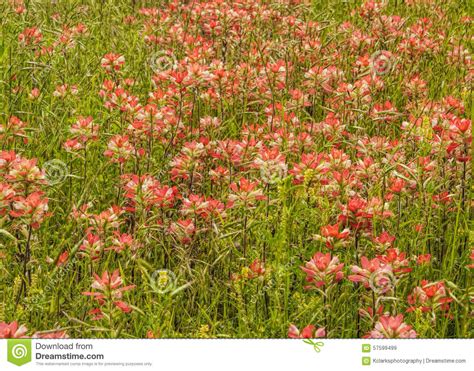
{"left": 0, "top": 0, "right": 472, "bottom": 338}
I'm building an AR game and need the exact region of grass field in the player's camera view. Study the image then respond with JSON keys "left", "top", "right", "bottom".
{"left": 0, "top": 0, "right": 472, "bottom": 339}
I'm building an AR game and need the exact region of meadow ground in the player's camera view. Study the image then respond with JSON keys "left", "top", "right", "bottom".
{"left": 0, "top": 0, "right": 472, "bottom": 339}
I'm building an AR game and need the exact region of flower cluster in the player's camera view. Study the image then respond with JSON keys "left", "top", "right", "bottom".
{"left": 1, "top": 0, "right": 471, "bottom": 339}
